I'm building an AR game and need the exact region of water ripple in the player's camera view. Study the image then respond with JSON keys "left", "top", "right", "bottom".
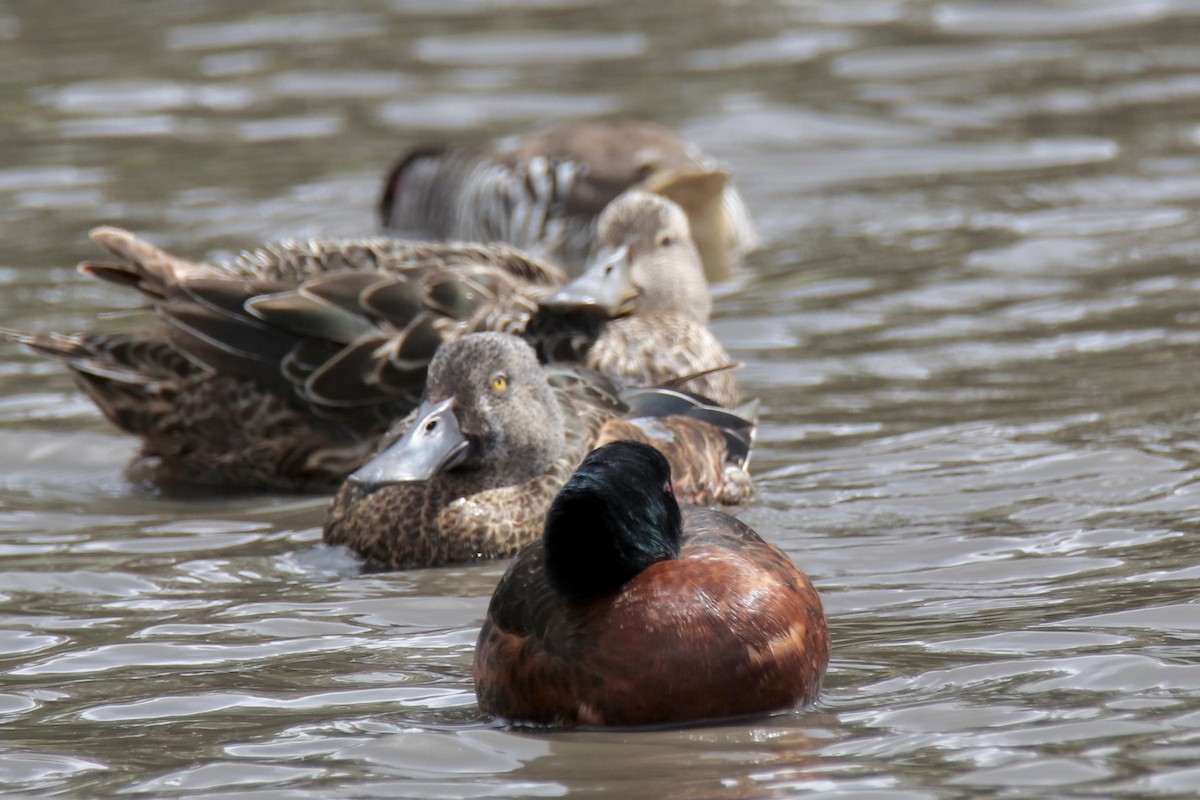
{"left": 12, "top": 636, "right": 362, "bottom": 676}
{"left": 377, "top": 93, "right": 617, "bottom": 130}
{"left": 166, "top": 13, "right": 383, "bottom": 50}
{"left": 412, "top": 32, "right": 646, "bottom": 65}
{"left": 934, "top": 0, "right": 1200, "bottom": 37}
{"left": 82, "top": 686, "right": 464, "bottom": 722}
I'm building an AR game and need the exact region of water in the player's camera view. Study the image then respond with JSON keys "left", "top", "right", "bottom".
{"left": 2, "top": 0, "right": 1200, "bottom": 796}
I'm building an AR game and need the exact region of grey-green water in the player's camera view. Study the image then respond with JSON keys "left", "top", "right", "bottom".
{"left": 2, "top": 1, "right": 1200, "bottom": 797}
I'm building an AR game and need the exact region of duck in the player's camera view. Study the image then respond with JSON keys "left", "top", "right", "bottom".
{"left": 473, "top": 440, "right": 829, "bottom": 728}
{"left": 533, "top": 190, "right": 739, "bottom": 408}
{"left": 322, "top": 332, "right": 754, "bottom": 570}
{"left": 380, "top": 121, "right": 758, "bottom": 282}
{"left": 6, "top": 192, "right": 736, "bottom": 493}
{"left": 4, "top": 234, "right": 562, "bottom": 492}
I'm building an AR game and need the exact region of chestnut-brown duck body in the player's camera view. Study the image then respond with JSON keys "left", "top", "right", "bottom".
{"left": 474, "top": 441, "right": 828, "bottom": 728}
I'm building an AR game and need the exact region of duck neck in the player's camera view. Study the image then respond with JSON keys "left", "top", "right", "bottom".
{"left": 522, "top": 306, "right": 608, "bottom": 363}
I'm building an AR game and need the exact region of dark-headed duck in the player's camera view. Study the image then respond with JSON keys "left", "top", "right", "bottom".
{"left": 474, "top": 440, "right": 829, "bottom": 728}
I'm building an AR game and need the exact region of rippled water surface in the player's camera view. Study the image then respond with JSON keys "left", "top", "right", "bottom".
{"left": 3, "top": 1, "right": 1200, "bottom": 797}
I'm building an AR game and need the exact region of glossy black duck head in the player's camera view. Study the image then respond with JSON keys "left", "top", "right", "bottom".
{"left": 348, "top": 332, "right": 564, "bottom": 491}
{"left": 541, "top": 192, "right": 712, "bottom": 323}
{"left": 543, "top": 440, "right": 683, "bottom": 602}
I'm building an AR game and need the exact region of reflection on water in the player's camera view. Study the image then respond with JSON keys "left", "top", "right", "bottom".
{"left": 3, "top": 0, "right": 1200, "bottom": 797}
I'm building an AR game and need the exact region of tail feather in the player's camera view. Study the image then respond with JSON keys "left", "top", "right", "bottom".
{"left": 79, "top": 226, "right": 211, "bottom": 300}
{"left": 3, "top": 327, "right": 78, "bottom": 355}
{"left": 3, "top": 327, "right": 194, "bottom": 385}
{"left": 2, "top": 327, "right": 197, "bottom": 434}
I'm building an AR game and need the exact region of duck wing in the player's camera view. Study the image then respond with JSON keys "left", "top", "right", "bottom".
{"left": 78, "top": 231, "right": 564, "bottom": 414}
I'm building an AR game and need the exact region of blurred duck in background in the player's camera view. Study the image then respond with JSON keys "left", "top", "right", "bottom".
{"left": 380, "top": 121, "right": 758, "bottom": 282}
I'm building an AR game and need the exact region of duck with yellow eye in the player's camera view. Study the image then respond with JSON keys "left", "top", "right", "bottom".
{"left": 474, "top": 440, "right": 829, "bottom": 728}
{"left": 324, "top": 332, "right": 756, "bottom": 571}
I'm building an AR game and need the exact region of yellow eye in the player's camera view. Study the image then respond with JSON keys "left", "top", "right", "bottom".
{"left": 491, "top": 374, "right": 508, "bottom": 392}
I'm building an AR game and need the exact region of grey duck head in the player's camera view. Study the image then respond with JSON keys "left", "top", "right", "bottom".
{"left": 348, "top": 332, "right": 565, "bottom": 491}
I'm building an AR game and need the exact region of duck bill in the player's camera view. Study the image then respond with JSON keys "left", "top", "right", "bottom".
{"left": 347, "top": 397, "right": 469, "bottom": 488}
{"left": 540, "top": 244, "right": 637, "bottom": 318}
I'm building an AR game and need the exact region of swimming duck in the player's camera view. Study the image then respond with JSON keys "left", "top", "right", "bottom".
{"left": 5, "top": 233, "right": 561, "bottom": 491}
{"left": 7, "top": 193, "right": 735, "bottom": 492}
{"left": 380, "top": 121, "right": 758, "bottom": 282}
{"left": 322, "top": 332, "right": 754, "bottom": 570}
{"left": 534, "top": 190, "right": 739, "bottom": 408}
{"left": 474, "top": 440, "right": 828, "bottom": 728}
